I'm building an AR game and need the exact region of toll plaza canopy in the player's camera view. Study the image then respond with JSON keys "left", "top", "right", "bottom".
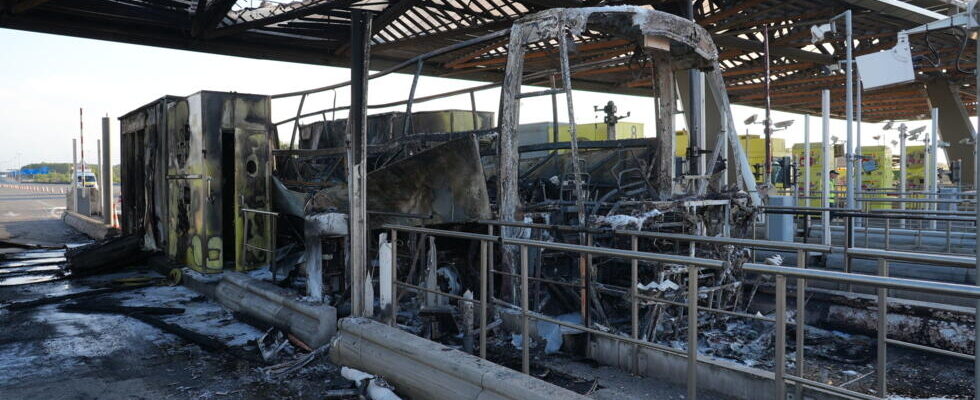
{"left": 1, "top": 0, "right": 975, "bottom": 121}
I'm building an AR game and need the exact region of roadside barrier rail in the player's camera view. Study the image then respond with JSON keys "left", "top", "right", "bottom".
{"left": 381, "top": 223, "right": 978, "bottom": 400}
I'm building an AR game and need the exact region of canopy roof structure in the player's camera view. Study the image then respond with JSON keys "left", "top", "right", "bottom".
{"left": 1, "top": 0, "right": 974, "bottom": 121}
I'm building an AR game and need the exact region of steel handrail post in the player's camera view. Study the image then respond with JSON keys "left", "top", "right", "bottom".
{"left": 795, "top": 249, "right": 806, "bottom": 400}
{"left": 876, "top": 258, "right": 889, "bottom": 396}
{"left": 480, "top": 239, "right": 488, "bottom": 359}
{"left": 520, "top": 244, "right": 530, "bottom": 375}
{"left": 775, "top": 274, "right": 787, "bottom": 400}
{"left": 631, "top": 234, "right": 640, "bottom": 373}
{"left": 687, "top": 265, "right": 699, "bottom": 400}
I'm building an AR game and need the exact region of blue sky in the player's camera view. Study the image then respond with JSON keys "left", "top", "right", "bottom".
{"left": 0, "top": 27, "right": 941, "bottom": 171}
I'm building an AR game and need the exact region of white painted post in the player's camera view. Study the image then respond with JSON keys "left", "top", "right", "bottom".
{"left": 379, "top": 232, "right": 392, "bottom": 312}
{"left": 304, "top": 219, "right": 323, "bottom": 302}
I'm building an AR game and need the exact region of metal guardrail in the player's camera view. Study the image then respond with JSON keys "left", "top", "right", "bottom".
{"left": 846, "top": 247, "right": 975, "bottom": 268}
{"left": 763, "top": 205, "right": 976, "bottom": 254}
{"left": 617, "top": 229, "right": 834, "bottom": 253}
{"left": 745, "top": 262, "right": 980, "bottom": 399}
{"left": 380, "top": 223, "right": 979, "bottom": 400}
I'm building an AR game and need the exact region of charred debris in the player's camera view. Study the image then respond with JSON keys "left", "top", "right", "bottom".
{"left": 275, "top": 8, "right": 761, "bottom": 355}
{"left": 40, "top": 5, "right": 974, "bottom": 400}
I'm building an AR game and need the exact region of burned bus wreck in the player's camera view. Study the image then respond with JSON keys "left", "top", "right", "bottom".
{"left": 86, "top": 5, "right": 976, "bottom": 400}
{"left": 267, "top": 7, "right": 761, "bottom": 316}
{"left": 105, "top": 7, "right": 778, "bottom": 398}
{"left": 267, "top": 6, "right": 775, "bottom": 398}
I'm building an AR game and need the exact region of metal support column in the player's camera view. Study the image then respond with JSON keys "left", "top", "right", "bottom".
{"left": 775, "top": 275, "right": 786, "bottom": 400}
{"left": 844, "top": 10, "right": 855, "bottom": 213}
{"left": 550, "top": 75, "right": 559, "bottom": 145}
{"left": 856, "top": 80, "right": 863, "bottom": 195}
{"left": 795, "top": 249, "right": 807, "bottom": 400}
{"left": 631, "top": 235, "right": 640, "bottom": 373}
{"left": 79, "top": 108, "right": 86, "bottom": 199}
{"left": 804, "top": 115, "right": 811, "bottom": 199}
{"left": 690, "top": 70, "right": 705, "bottom": 181}
{"left": 822, "top": 90, "right": 831, "bottom": 245}
{"left": 763, "top": 24, "right": 773, "bottom": 187}
{"left": 71, "top": 138, "right": 77, "bottom": 212}
{"left": 687, "top": 0, "right": 704, "bottom": 181}
{"left": 856, "top": 78, "right": 863, "bottom": 228}
{"left": 974, "top": 35, "right": 979, "bottom": 400}
{"left": 804, "top": 115, "right": 811, "bottom": 228}
{"left": 877, "top": 258, "right": 889, "bottom": 396}
{"left": 348, "top": 9, "right": 371, "bottom": 317}
{"left": 101, "top": 116, "right": 112, "bottom": 224}
{"left": 929, "top": 108, "right": 939, "bottom": 230}
{"left": 899, "top": 124, "right": 908, "bottom": 229}
{"left": 687, "top": 265, "right": 699, "bottom": 400}
{"left": 479, "top": 239, "right": 488, "bottom": 359}
{"left": 520, "top": 244, "right": 530, "bottom": 374}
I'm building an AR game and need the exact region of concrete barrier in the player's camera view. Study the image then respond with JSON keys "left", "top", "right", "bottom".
{"left": 589, "top": 335, "right": 848, "bottom": 400}
{"left": 63, "top": 210, "right": 116, "bottom": 240}
{"left": 330, "top": 317, "right": 590, "bottom": 400}
{"left": 215, "top": 272, "right": 337, "bottom": 347}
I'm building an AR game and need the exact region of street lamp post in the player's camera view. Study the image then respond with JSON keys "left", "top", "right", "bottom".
{"left": 744, "top": 114, "right": 793, "bottom": 187}
{"left": 886, "top": 122, "right": 925, "bottom": 228}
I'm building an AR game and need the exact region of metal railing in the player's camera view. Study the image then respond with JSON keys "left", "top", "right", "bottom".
{"left": 763, "top": 205, "right": 976, "bottom": 255}
{"left": 381, "top": 223, "right": 978, "bottom": 399}
{"left": 383, "top": 225, "right": 494, "bottom": 359}
{"left": 844, "top": 247, "right": 978, "bottom": 396}
{"left": 751, "top": 260, "right": 980, "bottom": 400}
{"left": 384, "top": 223, "right": 725, "bottom": 400}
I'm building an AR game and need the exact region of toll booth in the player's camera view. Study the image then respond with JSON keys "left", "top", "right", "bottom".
{"left": 120, "top": 91, "right": 274, "bottom": 273}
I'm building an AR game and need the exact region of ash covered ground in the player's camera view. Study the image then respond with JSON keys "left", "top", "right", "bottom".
{"left": 0, "top": 264, "right": 351, "bottom": 400}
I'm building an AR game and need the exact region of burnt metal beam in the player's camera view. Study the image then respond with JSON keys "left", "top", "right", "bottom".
{"left": 518, "top": 138, "right": 656, "bottom": 153}
{"left": 191, "top": 0, "right": 208, "bottom": 31}
{"left": 723, "top": 61, "right": 814, "bottom": 78}
{"left": 652, "top": 52, "right": 674, "bottom": 201}
{"left": 348, "top": 8, "right": 371, "bottom": 318}
{"left": 206, "top": 1, "right": 351, "bottom": 39}
{"left": 331, "top": 0, "right": 420, "bottom": 55}
{"left": 519, "top": 0, "right": 583, "bottom": 9}
{"left": 192, "top": 0, "right": 236, "bottom": 38}
{"left": 10, "top": 0, "right": 51, "bottom": 14}
{"left": 371, "top": 19, "right": 512, "bottom": 53}
{"left": 699, "top": 0, "right": 767, "bottom": 25}
{"left": 0, "top": 10, "right": 344, "bottom": 59}
{"left": 373, "top": 0, "right": 421, "bottom": 35}
{"left": 685, "top": 0, "right": 702, "bottom": 180}
{"left": 712, "top": 35, "right": 835, "bottom": 64}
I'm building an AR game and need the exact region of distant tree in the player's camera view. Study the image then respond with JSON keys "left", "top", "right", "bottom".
{"left": 17, "top": 162, "right": 120, "bottom": 184}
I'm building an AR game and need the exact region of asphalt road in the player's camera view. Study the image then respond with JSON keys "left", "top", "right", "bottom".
{"left": 0, "top": 183, "right": 85, "bottom": 246}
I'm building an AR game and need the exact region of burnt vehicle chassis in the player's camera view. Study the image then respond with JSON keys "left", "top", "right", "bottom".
{"left": 269, "top": 5, "right": 766, "bottom": 388}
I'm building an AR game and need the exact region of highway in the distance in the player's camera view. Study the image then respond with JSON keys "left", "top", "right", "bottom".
{"left": 0, "top": 179, "right": 87, "bottom": 246}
